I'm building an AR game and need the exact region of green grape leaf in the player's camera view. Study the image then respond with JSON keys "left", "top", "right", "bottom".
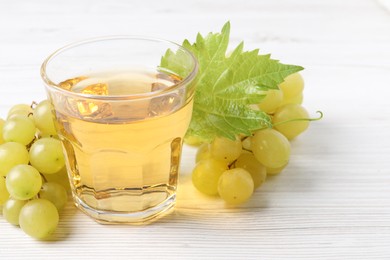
{"left": 161, "top": 22, "right": 303, "bottom": 142}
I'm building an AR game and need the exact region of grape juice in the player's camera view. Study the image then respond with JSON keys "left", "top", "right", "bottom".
{"left": 52, "top": 69, "right": 194, "bottom": 223}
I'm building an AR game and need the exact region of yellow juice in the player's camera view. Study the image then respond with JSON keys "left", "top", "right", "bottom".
{"left": 52, "top": 69, "right": 194, "bottom": 223}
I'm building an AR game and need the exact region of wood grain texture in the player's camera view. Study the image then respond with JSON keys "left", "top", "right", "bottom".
{"left": 1, "top": 0, "right": 390, "bottom": 259}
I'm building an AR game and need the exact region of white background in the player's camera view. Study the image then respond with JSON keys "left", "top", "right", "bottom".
{"left": 1, "top": 0, "right": 390, "bottom": 259}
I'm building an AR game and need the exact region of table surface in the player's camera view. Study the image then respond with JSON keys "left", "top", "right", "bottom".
{"left": 1, "top": 0, "right": 390, "bottom": 259}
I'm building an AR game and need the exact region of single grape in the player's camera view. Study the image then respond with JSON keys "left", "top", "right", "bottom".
{"left": 210, "top": 137, "right": 242, "bottom": 163}
{"left": 192, "top": 158, "right": 228, "bottom": 195}
{"left": 184, "top": 135, "right": 203, "bottom": 146}
{"left": 258, "top": 89, "right": 283, "bottom": 114}
{"left": 6, "top": 113, "right": 35, "bottom": 125}
{"left": 235, "top": 153, "right": 267, "bottom": 189}
{"left": 6, "top": 164, "right": 42, "bottom": 200}
{"left": 2, "top": 115, "right": 37, "bottom": 145}
{"left": 7, "top": 104, "right": 33, "bottom": 119}
{"left": 0, "top": 142, "right": 29, "bottom": 177}
{"left": 218, "top": 168, "right": 254, "bottom": 205}
{"left": 195, "top": 143, "right": 211, "bottom": 163}
{"left": 241, "top": 136, "right": 252, "bottom": 151}
{"left": 283, "top": 93, "right": 303, "bottom": 106}
{"left": 273, "top": 104, "right": 310, "bottom": 140}
{"left": 43, "top": 167, "right": 71, "bottom": 193}
{"left": 29, "top": 137, "right": 65, "bottom": 174}
{"left": 266, "top": 163, "right": 287, "bottom": 175}
{"left": 251, "top": 128, "right": 291, "bottom": 168}
{"left": 0, "top": 176, "right": 10, "bottom": 205}
{"left": 39, "top": 182, "right": 68, "bottom": 211}
{"left": 2, "top": 198, "right": 27, "bottom": 225}
{"left": 0, "top": 118, "right": 5, "bottom": 144}
{"left": 279, "top": 73, "right": 304, "bottom": 103}
{"left": 33, "top": 100, "right": 57, "bottom": 137}
{"left": 19, "top": 199, "right": 59, "bottom": 239}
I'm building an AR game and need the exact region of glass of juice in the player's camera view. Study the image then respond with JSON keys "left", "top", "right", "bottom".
{"left": 40, "top": 37, "right": 198, "bottom": 224}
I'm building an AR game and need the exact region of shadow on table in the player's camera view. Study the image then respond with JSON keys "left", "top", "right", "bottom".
{"left": 44, "top": 201, "right": 79, "bottom": 242}
{"left": 153, "top": 172, "right": 271, "bottom": 228}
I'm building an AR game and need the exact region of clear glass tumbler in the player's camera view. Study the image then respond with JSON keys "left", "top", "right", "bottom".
{"left": 40, "top": 37, "right": 198, "bottom": 224}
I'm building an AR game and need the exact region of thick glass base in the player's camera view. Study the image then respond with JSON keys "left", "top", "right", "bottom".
{"left": 73, "top": 193, "right": 176, "bottom": 224}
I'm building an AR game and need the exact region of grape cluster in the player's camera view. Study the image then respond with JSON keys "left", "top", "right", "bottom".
{"left": 191, "top": 73, "right": 314, "bottom": 205}
{"left": 0, "top": 101, "right": 69, "bottom": 239}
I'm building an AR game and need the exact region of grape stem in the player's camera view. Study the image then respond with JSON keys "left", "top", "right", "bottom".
{"left": 26, "top": 137, "right": 37, "bottom": 150}
{"left": 272, "top": 111, "right": 323, "bottom": 127}
{"left": 31, "top": 101, "right": 38, "bottom": 109}
{"left": 228, "top": 160, "right": 236, "bottom": 169}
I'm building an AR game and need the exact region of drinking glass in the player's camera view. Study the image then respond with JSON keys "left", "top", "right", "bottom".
{"left": 41, "top": 37, "right": 198, "bottom": 224}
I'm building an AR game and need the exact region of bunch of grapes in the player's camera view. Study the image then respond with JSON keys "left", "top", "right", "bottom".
{"left": 0, "top": 100, "right": 69, "bottom": 239}
{"left": 191, "top": 73, "right": 319, "bottom": 205}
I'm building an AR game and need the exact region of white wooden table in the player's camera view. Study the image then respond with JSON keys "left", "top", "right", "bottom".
{"left": 1, "top": 0, "right": 390, "bottom": 259}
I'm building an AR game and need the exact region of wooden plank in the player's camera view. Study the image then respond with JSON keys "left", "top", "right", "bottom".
{"left": 1, "top": 0, "right": 390, "bottom": 259}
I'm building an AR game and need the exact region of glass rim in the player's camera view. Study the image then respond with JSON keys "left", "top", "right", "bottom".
{"left": 40, "top": 36, "right": 198, "bottom": 101}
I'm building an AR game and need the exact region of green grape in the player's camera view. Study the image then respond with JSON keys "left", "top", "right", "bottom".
{"left": 0, "top": 176, "right": 10, "bottom": 205}
{"left": 2, "top": 198, "right": 27, "bottom": 225}
{"left": 0, "top": 118, "right": 5, "bottom": 144}
{"left": 43, "top": 167, "right": 71, "bottom": 193}
{"left": 210, "top": 137, "right": 242, "bottom": 163}
{"left": 257, "top": 89, "right": 283, "bottom": 114}
{"left": 2, "top": 115, "right": 37, "bottom": 145}
{"left": 7, "top": 104, "right": 33, "bottom": 118}
{"left": 6, "top": 164, "right": 42, "bottom": 200}
{"left": 184, "top": 135, "right": 203, "bottom": 146}
{"left": 251, "top": 128, "right": 291, "bottom": 168}
{"left": 241, "top": 136, "right": 252, "bottom": 151}
{"left": 19, "top": 199, "right": 59, "bottom": 239}
{"left": 39, "top": 182, "right": 68, "bottom": 211}
{"left": 273, "top": 104, "right": 310, "bottom": 140}
{"left": 0, "top": 142, "right": 29, "bottom": 177}
{"left": 279, "top": 73, "right": 304, "bottom": 103}
{"left": 6, "top": 113, "right": 35, "bottom": 126}
{"left": 33, "top": 100, "right": 57, "bottom": 137}
{"left": 218, "top": 168, "right": 254, "bottom": 205}
{"left": 192, "top": 158, "right": 228, "bottom": 195}
{"left": 266, "top": 163, "right": 287, "bottom": 175}
{"left": 29, "top": 137, "right": 65, "bottom": 174}
{"left": 235, "top": 153, "right": 267, "bottom": 189}
{"left": 195, "top": 143, "right": 211, "bottom": 163}
{"left": 283, "top": 93, "right": 303, "bottom": 106}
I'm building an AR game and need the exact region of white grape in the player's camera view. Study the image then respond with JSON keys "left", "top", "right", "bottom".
{"left": 192, "top": 158, "right": 228, "bottom": 195}
{"left": 258, "top": 89, "right": 283, "bottom": 114}
{"left": 2, "top": 115, "right": 37, "bottom": 145}
{"left": 29, "top": 137, "right": 65, "bottom": 174}
{"left": 0, "top": 118, "right": 5, "bottom": 144}
{"left": 266, "top": 163, "right": 288, "bottom": 175}
{"left": 195, "top": 143, "right": 211, "bottom": 163}
{"left": 0, "top": 176, "right": 10, "bottom": 205}
{"left": 19, "top": 199, "right": 59, "bottom": 239}
{"left": 273, "top": 104, "right": 310, "bottom": 140}
{"left": 39, "top": 182, "right": 68, "bottom": 211}
{"left": 7, "top": 104, "right": 33, "bottom": 118}
{"left": 251, "top": 128, "right": 291, "bottom": 168}
{"left": 33, "top": 100, "right": 57, "bottom": 137}
{"left": 210, "top": 136, "right": 242, "bottom": 163}
{"left": 2, "top": 198, "right": 27, "bottom": 225}
{"left": 279, "top": 73, "right": 304, "bottom": 105}
{"left": 235, "top": 153, "right": 267, "bottom": 189}
{"left": 0, "top": 142, "right": 29, "bottom": 177}
{"left": 6, "top": 164, "right": 42, "bottom": 200}
{"left": 218, "top": 168, "right": 254, "bottom": 205}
